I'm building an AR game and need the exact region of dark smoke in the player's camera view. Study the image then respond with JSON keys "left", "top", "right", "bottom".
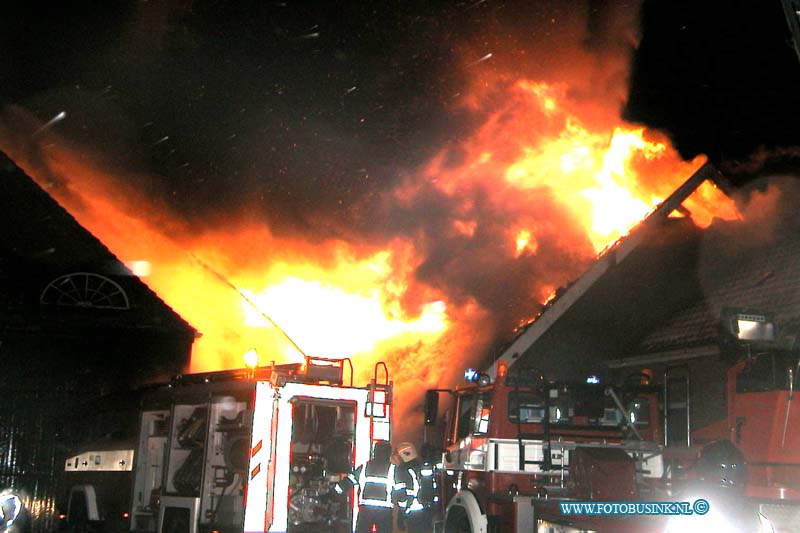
{"left": 1, "top": 1, "right": 640, "bottom": 357}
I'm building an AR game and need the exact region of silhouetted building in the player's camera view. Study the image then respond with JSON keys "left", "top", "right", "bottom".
{"left": 0, "top": 151, "right": 196, "bottom": 531}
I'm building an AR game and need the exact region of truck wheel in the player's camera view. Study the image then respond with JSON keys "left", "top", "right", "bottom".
{"left": 444, "top": 507, "right": 472, "bottom": 533}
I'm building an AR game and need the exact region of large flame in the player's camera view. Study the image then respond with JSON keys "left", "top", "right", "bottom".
{"left": 0, "top": 21, "right": 740, "bottom": 433}
{"left": 422, "top": 79, "right": 737, "bottom": 254}
{"left": 1, "top": 74, "right": 738, "bottom": 379}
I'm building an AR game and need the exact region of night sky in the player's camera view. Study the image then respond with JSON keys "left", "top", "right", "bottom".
{"left": 625, "top": 0, "right": 800, "bottom": 177}
{"left": 3, "top": 0, "right": 797, "bottom": 226}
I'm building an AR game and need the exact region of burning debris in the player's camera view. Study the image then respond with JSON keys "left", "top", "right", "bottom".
{"left": 468, "top": 52, "right": 493, "bottom": 66}
{"left": 31, "top": 110, "right": 66, "bottom": 137}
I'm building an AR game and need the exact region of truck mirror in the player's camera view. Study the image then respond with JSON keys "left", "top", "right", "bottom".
{"left": 424, "top": 390, "right": 439, "bottom": 425}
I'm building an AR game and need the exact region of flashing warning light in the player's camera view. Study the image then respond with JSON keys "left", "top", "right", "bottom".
{"left": 244, "top": 348, "right": 259, "bottom": 369}
{"left": 586, "top": 375, "right": 601, "bottom": 385}
{"left": 497, "top": 360, "right": 508, "bottom": 378}
{"left": 122, "top": 512, "right": 130, "bottom": 519}
{"left": 465, "top": 368, "right": 491, "bottom": 386}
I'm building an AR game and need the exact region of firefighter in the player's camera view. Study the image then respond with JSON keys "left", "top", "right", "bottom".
{"left": 395, "top": 442, "right": 435, "bottom": 533}
{"left": 335, "top": 440, "right": 406, "bottom": 533}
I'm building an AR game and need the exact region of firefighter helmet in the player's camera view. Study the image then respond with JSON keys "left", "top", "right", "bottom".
{"left": 397, "top": 442, "right": 418, "bottom": 462}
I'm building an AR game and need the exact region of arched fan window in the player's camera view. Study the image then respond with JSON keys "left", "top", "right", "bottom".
{"left": 40, "top": 272, "right": 130, "bottom": 310}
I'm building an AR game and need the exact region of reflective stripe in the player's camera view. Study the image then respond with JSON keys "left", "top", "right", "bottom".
{"left": 406, "top": 500, "right": 425, "bottom": 512}
{"left": 420, "top": 468, "right": 434, "bottom": 476}
{"left": 407, "top": 470, "right": 420, "bottom": 497}
{"left": 360, "top": 499, "right": 394, "bottom": 508}
{"left": 357, "top": 463, "right": 398, "bottom": 507}
{"left": 403, "top": 468, "right": 425, "bottom": 512}
{"left": 334, "top": 484, "right": 343, "bottom": 494}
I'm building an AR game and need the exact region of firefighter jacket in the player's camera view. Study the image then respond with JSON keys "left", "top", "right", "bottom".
{"left": 399, "top": 458, "right": 437, "bottom": 514}
{"left": 335, "top": 459, "right": 406, "bottom": 509}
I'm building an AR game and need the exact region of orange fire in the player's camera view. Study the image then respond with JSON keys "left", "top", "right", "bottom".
{"left": 421, "top": 79, "right": 737, "bottom": 255}
{"left": 0, "top": 64, "right": 739, "bottom": 420}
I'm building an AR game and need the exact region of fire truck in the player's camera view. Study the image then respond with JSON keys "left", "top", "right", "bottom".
{"left": 690, "top": 310, "right": 800, "bottom": 526}
{"left": 422, "top": 310, "right": 800, "bottom": 532}
{"left": 60, "top": 356, "right": 393, "bottom": 533}
{"left": 423, "top": 361, "right": 670, "bottom": 533}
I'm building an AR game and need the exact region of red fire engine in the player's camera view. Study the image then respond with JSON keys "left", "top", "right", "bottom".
{"left": 424, "top": 361, "right": 669, "bottom": 533}
{"left": 700, "top": 311, "right": 800, "bottom": 519}
{"left": 423, "top": 310, "right": 800, "bottom": 532}
{"left": 61, "top": 356, "right": 393, "bottom": 533}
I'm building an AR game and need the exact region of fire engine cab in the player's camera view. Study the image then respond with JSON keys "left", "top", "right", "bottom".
{"left": 423, "top": 311, "right": 799, "bottom": 532}
{"left": 424, "top": 362, "right": 668, "bottom": 533}
{"left": 61, "top": 356, "right": 393, "bottom": 533}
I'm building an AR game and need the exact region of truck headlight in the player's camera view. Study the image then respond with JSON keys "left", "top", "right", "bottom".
{"left": 0, "top": 492, "right": 22, "bottom": 531}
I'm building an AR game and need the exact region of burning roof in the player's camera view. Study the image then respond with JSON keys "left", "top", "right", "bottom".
{"left": 493, "top": 165, "right": 800, "bottom": 379}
